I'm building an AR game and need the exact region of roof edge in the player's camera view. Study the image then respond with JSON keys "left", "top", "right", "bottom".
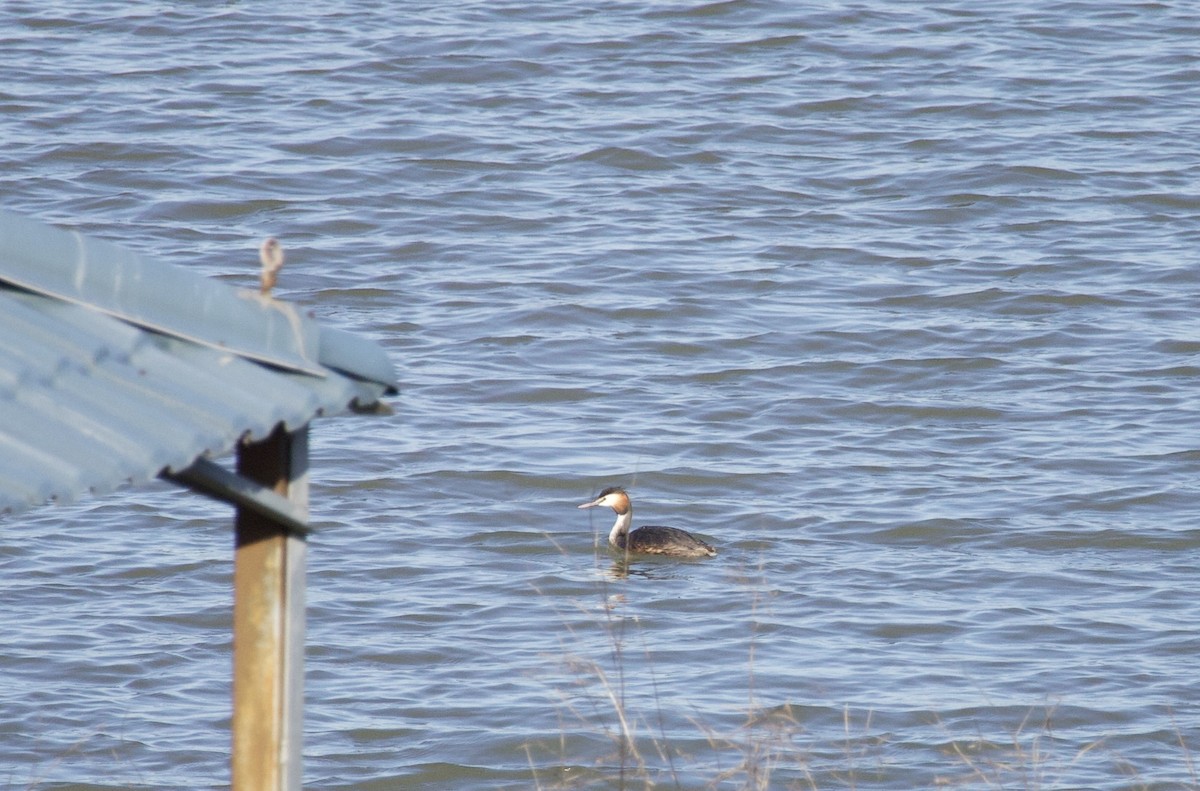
{"left": 0, "top": 211, "right": 334, "bottom": 376}
{"left": 319, "top": 326, "right": 399, "bottom": 394}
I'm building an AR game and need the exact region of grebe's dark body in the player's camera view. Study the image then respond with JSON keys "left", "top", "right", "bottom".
{"left": 577, "top": 486, "right": 716, "bottom": 559}
{"left": 611, "top": 524, "right": 715, "bottom": 556}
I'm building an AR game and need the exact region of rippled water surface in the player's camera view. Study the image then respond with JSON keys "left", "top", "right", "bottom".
{"left": 3, "top": 2, "right": 1200, "bottom": 788}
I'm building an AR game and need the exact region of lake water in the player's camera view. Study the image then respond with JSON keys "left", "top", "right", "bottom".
{"left": 2, "top": 2, "right": 1199, "bottom": 788}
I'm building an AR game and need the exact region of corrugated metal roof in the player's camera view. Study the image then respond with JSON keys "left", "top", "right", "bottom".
{"left": 0, "top": 211, "right": 398, "bottom": 516}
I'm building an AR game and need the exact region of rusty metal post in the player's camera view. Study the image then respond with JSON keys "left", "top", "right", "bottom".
{"left": 232, "top": 423, "right": 309, "bottom": 791}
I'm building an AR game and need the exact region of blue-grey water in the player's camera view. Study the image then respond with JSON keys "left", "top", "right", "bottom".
{"left": 2, "top": 2, "right": 1200, "bottom": 789}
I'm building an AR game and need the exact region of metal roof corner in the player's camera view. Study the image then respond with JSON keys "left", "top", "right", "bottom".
{"left": 0, "top": 211, "right": 398, "bottom": 517}
{"left": 0, "top": 211, "right": 339, "bottom": 376}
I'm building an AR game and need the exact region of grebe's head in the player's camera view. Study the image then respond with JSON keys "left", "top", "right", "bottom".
{"left": 577, "top": 486, "right": 631, "bottom": 515}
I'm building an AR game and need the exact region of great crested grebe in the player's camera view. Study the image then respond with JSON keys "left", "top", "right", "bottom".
{"left": 577, "top": 486, "right": 716, "bottom": 558}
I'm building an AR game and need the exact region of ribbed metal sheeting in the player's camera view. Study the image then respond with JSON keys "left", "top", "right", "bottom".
{"left": 0, "top": 212, "right": 397, "bottom": 516}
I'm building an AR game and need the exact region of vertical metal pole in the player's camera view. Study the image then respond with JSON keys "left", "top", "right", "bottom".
{"left": 232, "top": 423, "right": 309, "bottom": 791}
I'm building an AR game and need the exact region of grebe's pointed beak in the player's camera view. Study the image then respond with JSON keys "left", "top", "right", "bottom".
{"left": 577, "top": 498, "right": 601, "bottom": 509}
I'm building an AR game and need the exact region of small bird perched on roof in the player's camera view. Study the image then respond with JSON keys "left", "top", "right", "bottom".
{"left": 259, "top": 237, "right": 284, "bottom": 296}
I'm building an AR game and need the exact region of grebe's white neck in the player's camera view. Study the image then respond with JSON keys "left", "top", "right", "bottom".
{"left": 608, "top": 508, "right": 632, "bottom": 548}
